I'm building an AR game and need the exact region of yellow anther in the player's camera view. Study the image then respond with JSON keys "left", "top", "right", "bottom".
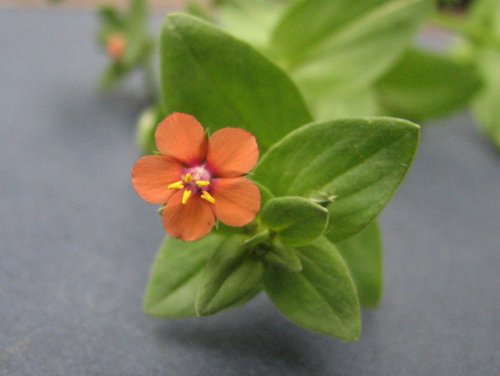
{"left": 183, "top": 173, "right": 193, "bottom": 183}
{"left": 168, "top": 181, "right": 184, "bottom": 190}
{"left": 200, "top": 191, "right": 216, "bottom": 204}
{"left": 195, "top": 180, "right": 211, "bottom": 187}
{"left": 167, "top": 181, "right": 184, "bottom": 190}
{"left": 181, "top": 190, "right": 192, "bottom": 205}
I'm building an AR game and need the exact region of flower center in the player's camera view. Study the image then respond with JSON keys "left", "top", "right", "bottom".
{"left": 167, "top": 165, "right": 216, "bottom": 205}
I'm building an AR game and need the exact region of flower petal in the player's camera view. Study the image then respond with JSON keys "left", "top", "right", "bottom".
{"left": 155, "top": 112, "right": 208, "bottom": 165}
{"left": 211, "top": 178, "right": 261, "bottom": 227}
{"left": 207, "top": 128, "right": 259, "bottom": 177}
{"left": 131, "top": 156, "right": 184, "bottom": 204}
{"left": 163, "top": 191, "right": 216, "bottom": 242}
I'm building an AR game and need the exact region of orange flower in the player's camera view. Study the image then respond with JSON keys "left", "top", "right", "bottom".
{"left": 106, "top": 33, "right": 126, "bottom": 61}
{"left": 131, "top": 112, "right": 261, "bottom": 242}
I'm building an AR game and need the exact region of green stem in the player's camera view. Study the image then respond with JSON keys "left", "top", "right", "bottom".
{"left": 244, "top": 230, "right": 271, "bottom": 249}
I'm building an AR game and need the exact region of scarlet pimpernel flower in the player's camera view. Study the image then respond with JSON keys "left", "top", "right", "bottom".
{"left": 106, "top": 33, "right": 126, "bottom": 61}
{"left": 131, "top": 113, "right": 261, "bottom": 242}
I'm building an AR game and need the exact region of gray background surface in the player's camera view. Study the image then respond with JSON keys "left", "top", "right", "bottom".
{"left": 1, "top": 9, "right": 499, "bottom": 376}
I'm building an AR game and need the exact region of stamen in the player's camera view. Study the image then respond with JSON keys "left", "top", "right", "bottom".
{"left": 181, "top": 190, "right": 192, "bottom": 205}
{"left": 167, "top": 181, "right": 184, "bottom": 190}
{"left": 183, "top": 173, "right": 193, "bottom": 183}
{"left": 195, "top": 180, "right": 211, "bottom": 187}
{"left": 201, "top": 191, "right": 216, "bottom": 204}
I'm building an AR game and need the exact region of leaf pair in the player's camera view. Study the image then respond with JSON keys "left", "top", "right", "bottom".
{"left": 144, "top": 235, "right": 262, "bottom": 318}
{"left": 144, "top": 222, "right": 382, "bottom": 340}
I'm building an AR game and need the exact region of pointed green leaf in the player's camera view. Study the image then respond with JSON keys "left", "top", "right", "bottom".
{"left": 333, "top": 221, "right": 383, "bottom": 307}
{"left": 196, "top": 236, "right": 263, "bottom": 316}
{"left": 254, "top": 118, "right": 419, "bottom": 241}
{"left": 261, "top": 196, "right": 328, "bottom": 246}
{"left": 271, "top": 0, "right": 433, "bottom": 95}
{"left": 160, "top": 14, "right": 312, "bottom": 150}
{"left": 264, "top": 237, "right": 360, "bottom": 340}
{"left": 264, "top": 243, "right": 302, "bottom": 272}
{"left": 375, "top": 49, "right": 482, "bottom": 121}
{"left": 143, "top": 235, "right": 223, "bottom": 318}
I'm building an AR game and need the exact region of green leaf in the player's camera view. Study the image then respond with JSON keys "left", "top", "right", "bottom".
{"left": 254, "top": 118, "right": 419, "bottom": 241}
{"left": 333, "top": 221, "right": 383, "bottom": 307}
{"left": 271, "top": 0, "right": 433, "bottom": 95}
{"left": 143, "top": 234, "right": 224, "bottom": 318}
{"left": 264, "top": 237, "right": 360, "bottom": 340}
{"left": 264, "top": 243, "right": 302, "bottom": 272}
{"left": 196, "top": 236, "right": 263, "bottom": 316}
{"left": 261, "top": 196, "right": 329, "bottom": 246}
{"left": 160, "top": 14, "right": 312, "bottom": 150}
{"left": 375, "top": 49, "right": 482, "bottom": 121}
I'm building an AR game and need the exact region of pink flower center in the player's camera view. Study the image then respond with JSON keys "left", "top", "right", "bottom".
{"left": 167, "top": 164, "right": 216, "bottom": 205}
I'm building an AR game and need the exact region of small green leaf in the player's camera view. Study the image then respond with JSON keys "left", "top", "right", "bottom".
{"left": 333, "top": 221, "right": 383, "bottom": 307}
{"left": 271, "top": 0, "right": 433, "bottom": 95}
{"left": 264, "top": 237, "right": 360, "bottom": 340}
{"left": 375, "top": 49, "right": 482, "bottom": 121}
{"left": 261, "top": 196, "right": 328, "bottom": 246}
{"left": 160, "top": 14, "right": 312, "bottom": 150}
{"left": 143, "top": 234, "right": 223, "bottom": 318}
{"left": 196, "top": 236, "right": 263, "bottom": 316}
{"left": 254, "top": 118, "right": 419, "bottom": 241}
{"left": 264, "top": 243, "right": 302, "bottom": 272}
